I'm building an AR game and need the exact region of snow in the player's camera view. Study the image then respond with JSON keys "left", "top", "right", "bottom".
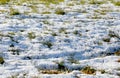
{"left": 0, "top": 0, "right": 120, "bottom": 78}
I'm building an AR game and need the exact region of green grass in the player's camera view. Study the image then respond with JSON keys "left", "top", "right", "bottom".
{"left": 28, "top": 32, "right": 36, "bottom": 40}
{"left": 110, "top": 0, "right": 120, "bottom": 6}
{"left": 102, "top": 37, "right": 110, "bottom": 42}
{"left": 10, "top": 11, "right": 20, "bottom": 15}
{"left": 55, "top": 8, "right": 65, "bottom": 15}
{"left": 7, "top": 0, "right": 64, "bottom": 5}
{"left": 0, "top": 0, "right": 10, "bottom": 4}
{"left": 1, "top": 0, "right": 120, "bottom": 6}
{"left": 42, "top": 41, "right": 53, "bottom": 48}
{"left": 59, "top": 28, "right": 66, "bottom": 33}
{"left": 41, "top": 11, "right": 51, "bottom": 14}
{"left": 89, "top": 0, "right": 106, "bottom": 4}
{"left": 100, "top": 69, "right": 106, "bottom": 74}
{"left": 10, "top": 8, "right": 20, "bottom": 15}
{"left": 79, "top": 0, "right": 107, "bottom": 5}
{"left": 80, "top": 0, "right": 86, "bottom": 4}
{"left": 51, "top": 32, "right": 57, "bottom": 36}
{"left": 73, "top": 30, "right": 79, "bottom": 35}
{"left": 114, "top": 2, "right": 120, "bottom": 6}
{"left": 0, "top": 0, "right": 64, "bottom": 5}
{"left": 29, "top": 5, "right": 38, "bottom": 13}
{"left": 79, "top": 0, "right": 120, "bottom": 6}
{"left": 40, "top": 0, "right": 64, "bottom": 5}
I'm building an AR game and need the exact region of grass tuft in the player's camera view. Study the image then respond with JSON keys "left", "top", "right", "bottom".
{"left": 0, "top": 56, "right": 4, "bottom": 64}
{"left": 41, "top": 70, "right": 63, "bottom": 74}
{"left": 55, "top": 8, "right": 65, "bottom": 15}
{"left": 116, "top": 59, "right": 120, "bottom": 62}
{"left": 40, "top": 0, "right": 64, "bottom": 5}
{"left": 110, "top": 0, "right": 120, "bottom": 6}
{"left": 0, "top": 0, "right": 10, "bottom": 5}
{"left": 81, "top": 66, "right": 96, "bottom": 74}
{"left": 28, "top": 32, "right": 36, "bottom": 40}
{"left": 42, "top": 41, "right": 53, "bottom": 48}
{"left": 114, "top": 50, "right": 120, "bottom": 56}
{"left": 10, "top": 8, "right": 20, "bottom": 15}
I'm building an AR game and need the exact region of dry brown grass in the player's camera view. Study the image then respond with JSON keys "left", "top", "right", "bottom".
{"left": 116, "top": 59, "right": 120, "bottom": 62}
{"left": 41, "top": 70, "right": 69, "bottom": 74}
{"left": 114, "top": 50, "right": 120, "bottom": 56}
{"left": 81, "top": 66, "right": 96, "bottom": 74}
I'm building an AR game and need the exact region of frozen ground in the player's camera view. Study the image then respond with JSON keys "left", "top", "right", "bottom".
{"left": 0, "top": 0, "right": 120, "bottom": 78}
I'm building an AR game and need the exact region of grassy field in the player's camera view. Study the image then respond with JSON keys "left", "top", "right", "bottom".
{"left": 0, "top": 0, "right": 64, "bottom": 5}
{"left": 0, "top": 0, "right": 120, "bottom": 78}
{"left": 0, "top": 0, "right": 120, "bottom": 6}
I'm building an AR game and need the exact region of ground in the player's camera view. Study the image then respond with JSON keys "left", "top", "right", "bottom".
{"left": 0, "top": 0, "right": 120, "bottom": 78}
